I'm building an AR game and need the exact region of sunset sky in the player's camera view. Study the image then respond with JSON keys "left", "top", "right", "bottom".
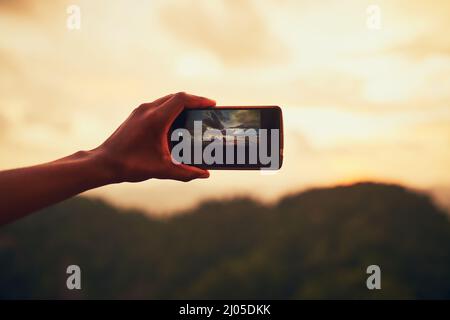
{"left": 1, "top": 0, "right": 449, "bottom": 215}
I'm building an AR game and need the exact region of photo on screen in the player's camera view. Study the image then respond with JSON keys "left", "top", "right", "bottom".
{"left": 185, "top": 110, "right": 261, "bottom": 146}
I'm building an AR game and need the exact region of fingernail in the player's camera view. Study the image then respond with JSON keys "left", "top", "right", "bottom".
{"left": 199, "top": 172, "right": 210, "bottom": 178}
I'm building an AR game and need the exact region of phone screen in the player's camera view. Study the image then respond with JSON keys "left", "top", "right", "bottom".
{"left": 169, "top": 107, "right": 282, "bottom": 170}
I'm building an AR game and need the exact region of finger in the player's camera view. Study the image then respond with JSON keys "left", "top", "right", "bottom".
{"left": 182, "top": 93, "right": 216, "bottom": 109}
{"left": 165, "top": 92, "right": 216, "bottom": 108}
{"left": 139, "top": 94, "right": 175, "bottom": 110}
{"left": 151, "top": 93, "right": 175, "bottom": 106}
{"left": 159, "top": 92, "right": 216, "bottom": 125}
{"left": 170, "top": 163, "right": 210, "bottom": 182}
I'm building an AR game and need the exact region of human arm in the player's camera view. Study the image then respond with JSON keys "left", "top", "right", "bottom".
{"left": 0, "top": 92, "right": 215, "bottom": 226}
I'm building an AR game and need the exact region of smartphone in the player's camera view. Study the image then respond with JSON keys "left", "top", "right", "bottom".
{"left": 169, "top": 106, "right": 283, "bottom": 170}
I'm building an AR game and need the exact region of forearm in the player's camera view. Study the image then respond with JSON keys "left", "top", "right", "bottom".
{"left": 0, "top": 149, "right": 115, "bottom": 225}
{"left": 0, "top": 93, "right": 213, "bottom": 226}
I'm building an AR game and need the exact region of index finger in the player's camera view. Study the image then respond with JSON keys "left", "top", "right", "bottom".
{"left": 159, "top": 92, "right": 216, "bottom": 126}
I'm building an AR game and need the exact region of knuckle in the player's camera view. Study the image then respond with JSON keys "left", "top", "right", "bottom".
{"left": 131, "top": 107, "right": 140, "bottom": 115}
{"left": 174, "top": 91, "right": 187, "bottom": 101}
{"left": 134, "top": 104, "right": 147, "bottom": 114}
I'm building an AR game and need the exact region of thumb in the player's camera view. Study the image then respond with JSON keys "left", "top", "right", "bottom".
{"left": 171, "top": 163, "right": 210, "bottom": 182}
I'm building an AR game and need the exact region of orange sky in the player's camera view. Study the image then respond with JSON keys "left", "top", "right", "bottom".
{"left": 1, "top": 0, "right": 449, "bottom": 215}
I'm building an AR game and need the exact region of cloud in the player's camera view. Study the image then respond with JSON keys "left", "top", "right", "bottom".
{"left": 0, "top": 53, "right": 71, "bottom": 134}
{"left": 383, "top": 36, "right": 450, "bottom": 60}
{"left": 0, "top": 0, "right": 449, "bottom": 214}
{"left": 159, "top": 0, "right": 288, "bottom": 67}
{"left": 0, "top": 113, "right": 9, "bottom": 141}
{"left": 386, "top": 0, "right": 450, "bottom": 25}
{"left": 0, "top": 49, "right": 19, "bottom": 74}
{"left": 287, "top": 71, "right": 366, "bottom": 109}
{"left": 0, "top": 0, "right": 56, "bottom": 18}
{"left": 0, "top": 0, "right": 33, "bottom": 14}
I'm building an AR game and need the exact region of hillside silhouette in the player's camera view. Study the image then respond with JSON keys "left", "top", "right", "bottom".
{"left": 0, "top": 182, "right": 449, "bottom": 299}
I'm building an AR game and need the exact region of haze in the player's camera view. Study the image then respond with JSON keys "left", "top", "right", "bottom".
{"left": 1, "top": 0, "right": 449, "bottom": 215}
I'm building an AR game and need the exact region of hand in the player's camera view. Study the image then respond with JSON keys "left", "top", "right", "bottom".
{"left": 0, "top": 92, "right": 216, "bottom": 224}
{"left": 95, "top": 92, "right": 216, "bottom": 183}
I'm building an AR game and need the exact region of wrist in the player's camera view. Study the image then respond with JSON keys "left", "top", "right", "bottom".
{"left": 71, "top": 148, "right": 122, "bottom": 186}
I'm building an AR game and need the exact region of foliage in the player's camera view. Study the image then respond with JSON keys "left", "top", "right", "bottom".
{"left": 1, "top": 182, "right": 449, "bottom": 299}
